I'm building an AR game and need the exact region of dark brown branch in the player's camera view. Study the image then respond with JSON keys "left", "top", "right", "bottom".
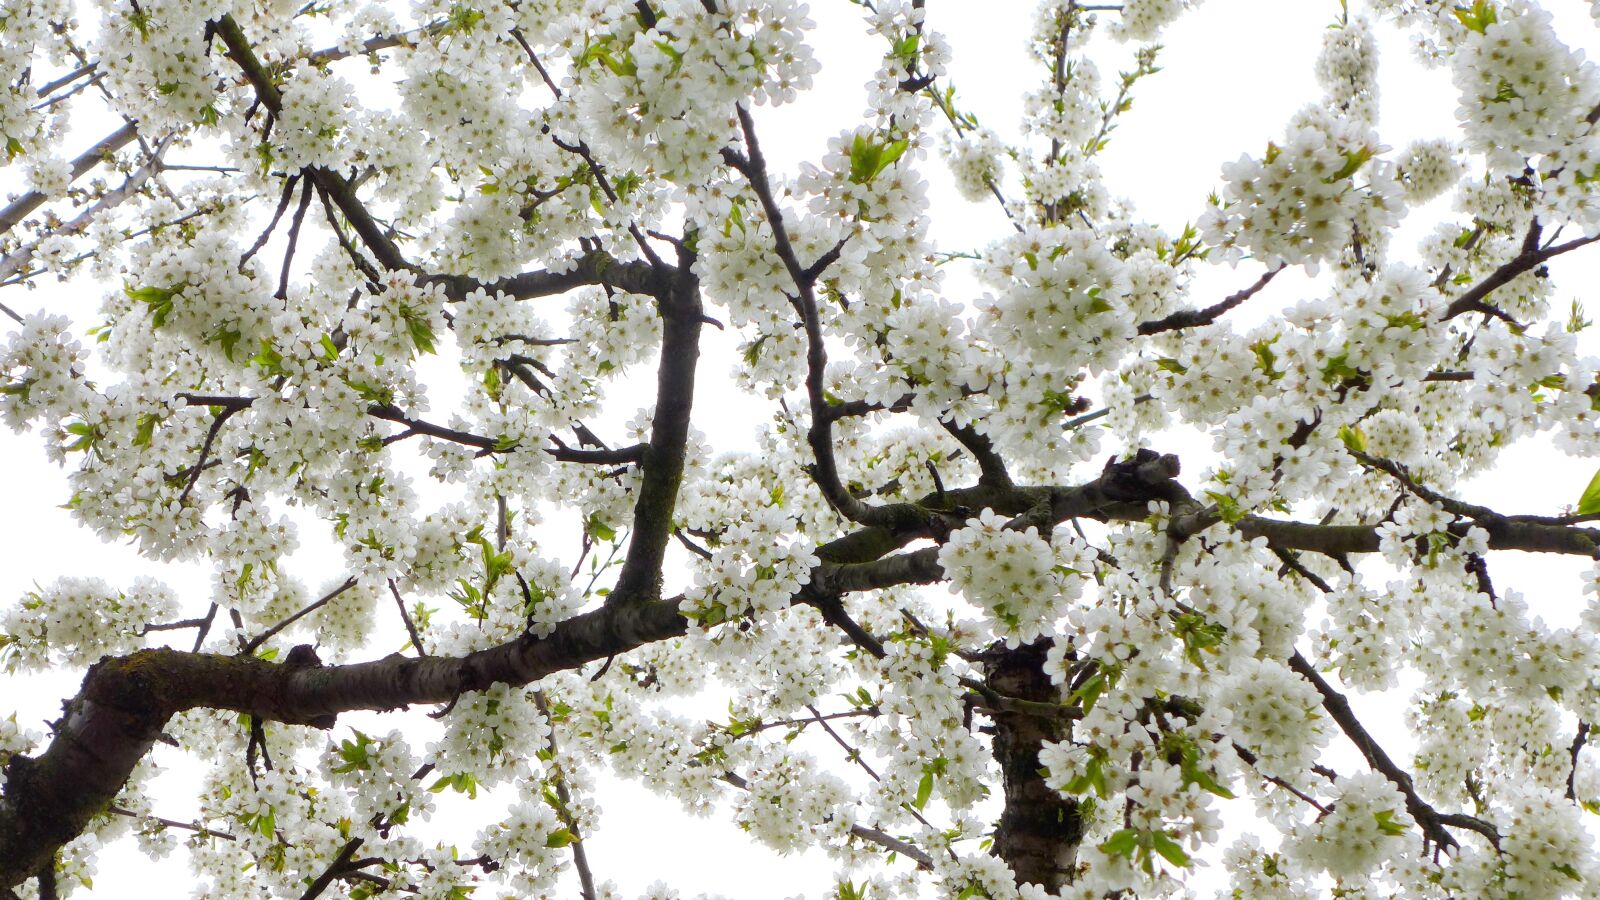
{"left": 803, "top": 589, "right": 887, "bottom": 658}
{"left": 1570, "top": 722, "right": 1590, "bottom": 802}
{"left": 1137, "top": 265, "right": 1283, "bottom": 335}
{"left": 0, "top": 594, "right": 690, "bottom": 886}
{"left": 239, "top": 173, "right": 303, "bottom": 267}
{"left": 942, "top": 420, "right": 1010, "bottom": 487}
{"left": 1230, "top": 744, "right": 1329, "bottom": 813}
{"left": 176, "top": 393, "right": 513, "bottom": 457}
{"left": 138, "top": 617, "right": 212, "bottom": 635}
{"left": 1239, "top": 514, "right": 1600, "bottom": 558}
{"left": 725, "top": 106, "right": 919, "bottom": 531}
{"left": 367, "top": 404, "right": 502, "bottom": 453}
{"left": 388, "top": 580, "right": 427, "bottom": 657}
{"left": 175, "top": 404, "right": 244, "bottom": 504}
{"left": 10, "top": 448, "right": 1594, "bottom": 884}
{"left": 214, "top": 16, "right": 409, "bottom": 272}
{"left": 297, "top": 838, "right": 364, "bottom": 900}
{"left": 609, "top": 240, "right": 702, "bottom": 604}
{"left": 424, "top": 250, "right": 663, "bottom": 302}
{"left": 547, "top": 440, "right": 646, "bottom": 465}
{"left": 1287, "top": 652, "right": 1499, "bottom": 852}
{"left": 274, "top": 175, "right": 315, "bottom": 299}
{"left": 1441, "top": 229, "right": 1600, "bottom": 325}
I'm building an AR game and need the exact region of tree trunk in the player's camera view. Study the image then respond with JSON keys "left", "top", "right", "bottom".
{"left": 985, "top": 639, "right": 1081, "bottom": 891}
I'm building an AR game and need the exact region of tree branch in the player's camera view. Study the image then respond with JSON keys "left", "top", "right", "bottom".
{"left": 1287, "top": 652, "right": 1499, "bottom": 852}
{"left": 0, "top": 123, "right": 139, "bottom": 236}
{"left": 609, "top": 240, "right": 702, "bottom": 604}
{"left": 1441, "top": 229, "right": 1600, "bottom": 325}
{"left": 1136, "top": 264, "right": 1283, "bottom": 336}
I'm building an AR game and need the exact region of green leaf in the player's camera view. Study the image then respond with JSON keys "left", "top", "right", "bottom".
{"left": 1099, "top": 828, "right": 1139, "bottom": 858}
{"left": 836, "top": 880, "right": 868, "bottom": 900}
{"left": 1452, "top": 1, "right": 1497, "bottom": 34}
{"left": 891, "top": 34, "right": 920, "bottom": 64}
{"left": 544, "top": 828, "right": 577, "bottom": 848}
{"left": 1190, "top": 765, "right": 1235, "bottom": 799}
{"left": 653, "top": 39, "right": 685, "bottom": 75}
{"left": 1327, "top": 146, "right": 1375, "bottom": 182}
{"left": 1250, "top": 337, "right": 1281, "bottom": 379}
{"left": 1578, "top": 468, "right": 1600, "bottom": 515}
{"left": 133, "top": 413, "right": 159, "bottom": 448}
{"left": 1204, "top": 490, "right": 1245, "bottom": 524}
{"left": 332, "top": 730, "right": 374, "bottom": 774}
{"left": 847, "top": 134, "right": 908, "bottom": 185}
{"left": 400, "top": 306, "right": 437, "bottom": 356}
{"left": 1567, "top": 300, "right": 1593, "bottom": 333}
{"left": 253, "top": 808, "right": 276, "bottom": 837}
{"left": 587, "top": 515, "right": 617, "bottom": 542}
{"left": 1069, "top": 672, "right": 1107, "bottom": 714}
{"left": 126, "top": 284, "right": 178, "bottom": 328}
{"left": 213, "top": 328, "right": 244, "bottom": 361}
{"left": 848, "top": 133, "right": 880, "bottom": 185}
{"left": 1373, "top": 809, "right": 1409, "bottom": 837}
{"left": 428, "top": 772, "right": 479, "bottom": 799}
{"left": 1150, "top": 830, "right": 1191, "bottom": 867}
{"left": 1321, "top": 352, "right": 1362, "bottom": 384}
{"left": 878, "top": 139, "right": 909, "bottom": 172}
{"left": 913, "top": 768, "right": 935, "bottom": 810}
{"left": 1338, "top": 424, "right": 1367, "bottom": 453}
{"left": 252, "top": 340, "right": 290, "bottom": 377}
{"left": 445, "top": 4, "right": 485, "bottom": 33}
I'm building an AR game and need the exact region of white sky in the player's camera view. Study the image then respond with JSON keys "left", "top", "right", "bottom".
{"left": 6, "top": 0, "right": 1600, "bottom": 897}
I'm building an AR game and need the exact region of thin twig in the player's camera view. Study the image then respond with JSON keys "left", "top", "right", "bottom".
{"left": 387, "top": 580, "right": 427, "bottom": 656}
{"left": 241, "top": 578, "right": 359, "bottom": 654}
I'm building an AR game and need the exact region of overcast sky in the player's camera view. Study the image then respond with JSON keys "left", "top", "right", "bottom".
{"left": 7, "top": 1, "right": 1600, "bottom": 897}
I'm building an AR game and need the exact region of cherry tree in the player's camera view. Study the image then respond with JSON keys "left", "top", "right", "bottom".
{"left": 4, "top": 0, "right": 1600, "bottom": 896}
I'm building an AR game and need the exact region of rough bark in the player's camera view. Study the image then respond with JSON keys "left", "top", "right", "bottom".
{"left": 0, "top": 598, "right": 687, "bottom": 886}
{"left": 985, "top": 639, "right": 1081, "bottom": 892}
{"left": 612, "top": 246, "right": 702, "bottom": 603}
{"left": 7, "top": 448, "right": 1599, "bottom": 887}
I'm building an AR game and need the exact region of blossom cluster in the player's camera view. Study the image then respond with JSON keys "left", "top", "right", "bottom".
{"left": 7, "top": 0, "right": 1600, "bottom": 897}
{"left": 935, "top": 509, "right": 1094, "bottom": 647}
{"left": 0, "top": 576, "right": 177, "bottom": 671}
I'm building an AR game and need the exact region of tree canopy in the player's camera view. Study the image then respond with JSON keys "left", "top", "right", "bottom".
{"left": 3, "top": 0, "right": 1600, "bottom": 897}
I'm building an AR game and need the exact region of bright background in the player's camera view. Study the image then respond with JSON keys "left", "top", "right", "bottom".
{"left": 5, "top": 1, "right": 1600, "bottom": 896}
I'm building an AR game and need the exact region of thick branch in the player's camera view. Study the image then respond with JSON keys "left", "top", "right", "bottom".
{"left": 609, "top": 241, "right": 701, "bottom": 603}
{"left": 0, "top": 597, "right": 688, "bottom": 886}
{"left": 10, "top": 450, "right": 1595, "bottom": 883}
{"left": 1240, "top": 515, "right": 1600, "bottom": 557}
{"left": 424, "top": 250, "right": 664, "bottom": 302}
